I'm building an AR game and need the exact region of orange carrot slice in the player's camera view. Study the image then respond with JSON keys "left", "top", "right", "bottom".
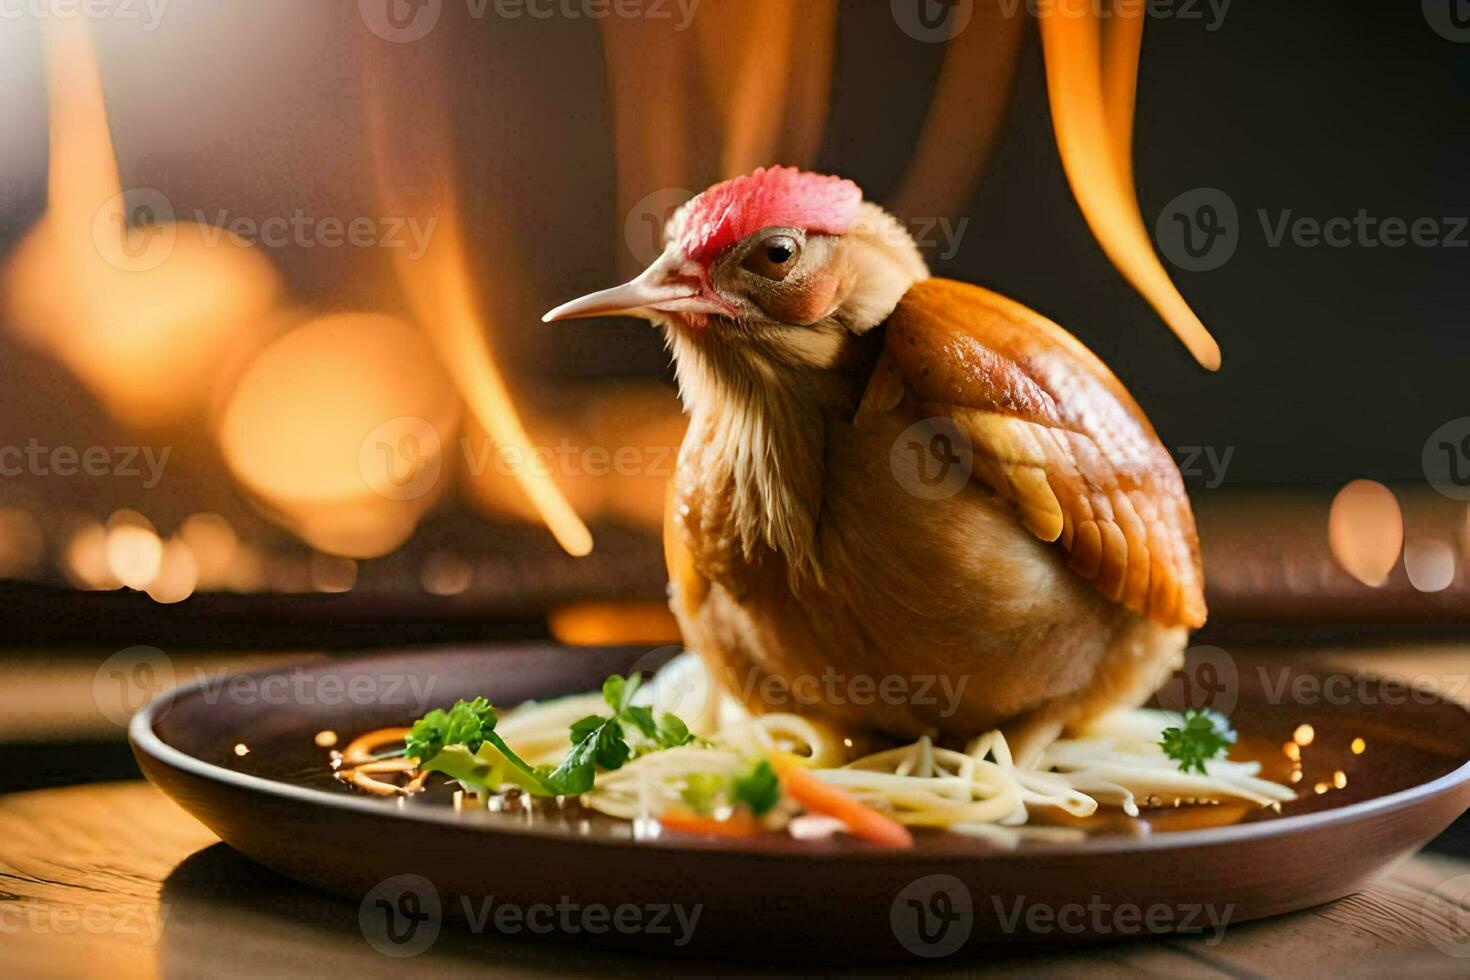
{"left": 771, "top": 754, "right": 914, "bottom": 849}
{"left": 658, "top": 808, "right": 764, "bottom": 838}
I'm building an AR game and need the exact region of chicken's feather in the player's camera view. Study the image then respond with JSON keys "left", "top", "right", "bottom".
{"left": 864, "top": 277, "right": 1206, "bottom": 628}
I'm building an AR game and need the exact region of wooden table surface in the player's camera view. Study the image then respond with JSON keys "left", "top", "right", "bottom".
{"left": 2, "top": 644, "right": 1469, "bottom": 978}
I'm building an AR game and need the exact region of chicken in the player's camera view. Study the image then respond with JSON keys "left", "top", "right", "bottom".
{"left": 544, "top": 167, "right": 1205, "bottom": 761}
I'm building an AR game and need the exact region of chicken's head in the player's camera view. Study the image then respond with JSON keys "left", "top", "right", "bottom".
{"left": 543, "top": 167, "right": 929, "bottom": 372}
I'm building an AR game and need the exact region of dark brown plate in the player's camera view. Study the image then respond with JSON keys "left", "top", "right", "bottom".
{"left": 130, "top": 644, "right": 1470, "bottom": 962}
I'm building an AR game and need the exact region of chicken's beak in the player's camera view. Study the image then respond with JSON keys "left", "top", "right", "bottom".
{"left": 542, "top": 250, "right": 726, "bottom": 323}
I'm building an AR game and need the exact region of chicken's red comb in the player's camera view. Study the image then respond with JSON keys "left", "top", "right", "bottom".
{"left": 678, "top": 166, "right": 862, "bottom": 265}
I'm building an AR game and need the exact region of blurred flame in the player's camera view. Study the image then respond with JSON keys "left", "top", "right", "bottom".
{"left": 146, "top": 536, "right": 199, "bottom": 604}
{"left": 603, "top": 0, "right": 834, "bottom": 272}
{"left": 63, "top": 521, "right": 114, "bottom": 590}
{"left": 363, "top": 45, "right": 592, "bottom": 557}
{"left": 222, "top": 543, "right": 268, "bottom": 594}
{"left": 694, "top": 0, "right": 835, "bottom": 178}
{"left": 104, "top": 510, "right": 162, "bottom": 590}
{"left": 893, "top": 4, "right": 1027, "bottom": 220}
{"left": 778, "top": 1, "right": 839, "bottom": 172}
{"left": 267, "top": 554, "right": 312, "bottom": 594}
{"left": 386, "top": 215, "right": 593, "bottom": 559}
{"left": 696, "top": 1, "right": 791, "bottom": 177}
{"left": 1403, "top": 537, "right": 1456, "bottom": 593}
{"left": 0, "top": 508, "right": 45, "bottom": 580}
{"left": 421, "top": 551, "right": 473, "bottom": 596}
{"left": 601, "top": 17, "right": 695, "bottom": 274}
{"left": 1038, "top": 6, "right": 1221, "bottom": 370}
{"left": 42, "top": 15, "right": 119, "bottom": 250}
{"left": 217, "top": 313, "right": 460, "bottom": 558}
{"left": 179, "top": 512, "right": 238, "bottom": 589}
{"left": 460, "top": 382, "right": 684, "bottom": 532}
{"left": 2, "top": 17, "right": 281, "bottom": 428}
{"left": 549, "top": 599, "right": 681, "bottom": 647}
{"left": 1327, "top": 480, "right": 1403, "bottom": 586}
{"left": 310, "top": 554, "right": 358, "bottom": 594}
{"left": 1101, "top": 0, "right": 1144, "bottom": 191}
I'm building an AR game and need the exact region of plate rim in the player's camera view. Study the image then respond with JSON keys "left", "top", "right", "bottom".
{"left": 129, "top": 647, "right": 1470, "bottom": 861}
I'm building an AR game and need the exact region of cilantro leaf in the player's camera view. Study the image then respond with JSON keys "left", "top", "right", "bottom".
{"left": 623, "top": 705, "right": 658, "bottom": 740}
{"left": 538, "top": 717, "right": 625, "bottom": 796}
{"left": 404, "top": 673, "right": 696, "bottom": 800}
{"left": 654, "top": 712, "right": 693, "bottom": 749}
{"left": 404, "top": 697, "right": 497, "bottom": 762}
{"left": 603, "top": 673, "right": 640, "bottom": 713}
{"left": 405, "top": 697, "right": 550, "bottom": 795}
{"left": 569, "top": 714, "right": 605, "bottom": 745}
{"left": 731, "top": 759, "right": 782, "bottom": 816}
{"left": 539, "top": 671, "right": 696, "bottom": 794}
{"left": 1159, "top": 708, "right": 1237, "bottom": 774}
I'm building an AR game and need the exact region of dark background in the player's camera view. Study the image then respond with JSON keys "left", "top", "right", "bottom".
{"left": 1, "top": 1, "right": 1467, "bottom": 493}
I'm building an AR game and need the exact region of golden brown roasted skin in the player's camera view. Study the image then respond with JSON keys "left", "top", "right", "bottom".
{"left": 666, "top": 278, "right": 1205, "bottom": 756}
{"left": 872, "top": 278, "right": 1206, "bottom": 629}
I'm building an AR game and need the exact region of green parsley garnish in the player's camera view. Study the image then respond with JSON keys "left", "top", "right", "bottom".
{"left": 539, "top": 673, "right": 693, "bottom": 794}
{"left": 1159, "top": 708, "right": 1237, "bottom": 774}
{"left": 730, "top": 759, "right": 781, "bottom": 816}
{"left": 405, "top": 673, "right": 695, "bottom": 798}
{"left": 676, "top": 759, "right": 782, "bottom": 817}
{"left": 404, "top": 696, "right": 547, "bottom": 792}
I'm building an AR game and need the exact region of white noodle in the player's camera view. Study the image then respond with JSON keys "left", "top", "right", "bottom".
{"left": 488, "top": 653, "right": 1295, "bottom": 838}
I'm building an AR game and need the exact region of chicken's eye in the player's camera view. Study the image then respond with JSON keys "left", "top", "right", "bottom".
{"left": 742, "top": 234, "right": 801, "bottom": 281}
